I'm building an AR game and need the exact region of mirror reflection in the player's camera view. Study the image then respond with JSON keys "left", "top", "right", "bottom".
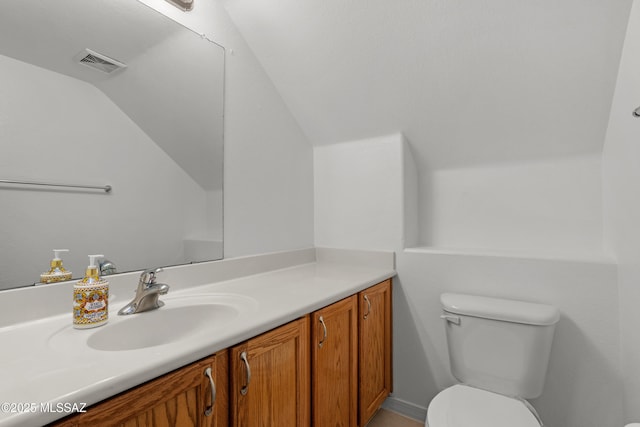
{"left": 0, "top": 0, "right": 225, "bottom": 290}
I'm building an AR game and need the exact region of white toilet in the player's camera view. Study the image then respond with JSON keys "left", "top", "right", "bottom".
{"left": 426, "top": 293, "right": 560, "bottom": 427}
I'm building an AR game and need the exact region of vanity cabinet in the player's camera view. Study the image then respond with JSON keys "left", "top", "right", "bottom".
{"left": 311, "top": 295, "right": 358, "bottom": 427}
{"left": 230, "top": 316, "right": 310, "bottom": 427}
{"left": 46, "top": 279, "right": 392, "bottom": 427}
{"left": 50, "top": 351, "right": 229, "bottom": 427}
{"left": 358, "top": 279, "right": 393, "bottom": 426}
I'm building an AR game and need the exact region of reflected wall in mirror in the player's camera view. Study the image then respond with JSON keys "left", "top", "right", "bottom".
{"left": 0, "top": 0, "right": 224, "bottom": 290}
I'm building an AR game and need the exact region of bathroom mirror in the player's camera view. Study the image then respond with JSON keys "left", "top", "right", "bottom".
{"left": 0, "top": 0, "right": 224, "bottom": 290}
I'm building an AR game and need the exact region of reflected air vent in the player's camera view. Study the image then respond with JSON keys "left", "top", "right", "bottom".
{"left": 76, "top": 49, "right": 127, "bottom": 74}
{"left": 165, "top": 0, "right": 194, "bottom": 11}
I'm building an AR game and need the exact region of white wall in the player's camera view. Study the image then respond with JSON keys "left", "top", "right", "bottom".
{"left": 314, "top": 134, "right": 410, "bottom": 251}
{"left": 313, "top": 137, "right": 624, "bottom": 426}
{"left": 603, "top": 0, "right": 640, "bottom": 421}
{"left": 423, "top": 154, "right": 605, "bottom": 258}
{"left": 138, "top": 0, "right": 315, "bottom": 258}
{"left": 0, "top": 54, "right": 207, "bottom": 288}
{"left": 313, "top": 132, "right": 606, "bottom": 259}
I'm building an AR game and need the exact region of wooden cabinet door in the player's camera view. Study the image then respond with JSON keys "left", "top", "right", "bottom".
{"left": 358, "top": 279, "right": 392, "bottom": 426}
{"left": 311, "top": 295, "right": 358, "bottom": 427}
{"left": 52, "top": 351, "right": 229, "bottom": 427}
{"left": 230, "top": 316, "right": 310, "bottom": 427}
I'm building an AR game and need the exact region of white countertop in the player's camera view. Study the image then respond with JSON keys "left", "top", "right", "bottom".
{"left": 0, "top": 248, "right": 395, "bottom": 427}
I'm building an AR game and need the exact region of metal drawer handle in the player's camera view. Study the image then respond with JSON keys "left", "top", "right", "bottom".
{"left": 318, "top": 316, "right": 327, "bottom": 348}
{"left": 204, "top": 367, "right": 216, "bottom": 417}
{"left": 240, "top": 351, "right": 251, "bottom": 395}
{"left": 363, "top": 295, "right": 372, "bottom": 319}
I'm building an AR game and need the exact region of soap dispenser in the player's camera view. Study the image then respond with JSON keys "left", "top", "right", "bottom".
{"left": 40, "top": 249, "right": 73, "bottom": 284}
{"left": 73, "top": 254, "right": 109, "bottom": 329}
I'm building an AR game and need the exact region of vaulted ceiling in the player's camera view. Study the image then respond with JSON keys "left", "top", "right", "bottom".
{"left": 223, "top": 0, "right": 633, "bottom": 169}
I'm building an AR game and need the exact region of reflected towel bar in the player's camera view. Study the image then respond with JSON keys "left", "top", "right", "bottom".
{"left": 0, "top": 179, "right": 112, "bottom": 193}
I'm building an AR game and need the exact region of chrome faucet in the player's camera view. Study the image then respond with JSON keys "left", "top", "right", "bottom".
{"left": 118, "top": 268, "right": 170, "bottom": 315}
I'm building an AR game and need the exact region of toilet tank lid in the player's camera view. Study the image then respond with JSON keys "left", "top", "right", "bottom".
{"left": 441, "top": 293, "right": 560, "bottom": 326}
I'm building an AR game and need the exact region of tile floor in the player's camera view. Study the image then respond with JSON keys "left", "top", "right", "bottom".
{"left": 367, "top": 409, "right": 423, "bottom": 427}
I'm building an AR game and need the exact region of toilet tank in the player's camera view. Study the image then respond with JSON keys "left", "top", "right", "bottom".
{"left": 441, "top": 293, "right": 560, "bottom": 399}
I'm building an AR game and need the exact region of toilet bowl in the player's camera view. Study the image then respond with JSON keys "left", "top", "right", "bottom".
{"left": 425, "top": 293, "right": 559, "bottom": 427}
{"left": 425, "top": 384, "right": 541, "bottom": 427}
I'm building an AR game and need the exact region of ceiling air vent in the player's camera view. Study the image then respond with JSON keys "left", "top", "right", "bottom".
{"left": 76, "top": 49, "right": 127, "bottom": 74}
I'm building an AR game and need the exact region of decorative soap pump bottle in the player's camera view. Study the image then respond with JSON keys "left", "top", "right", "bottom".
{"left": 73, "top": 254, "right": 109, "bottom": 329}
{"left": 40, "top": 249, "right": 73, "bottom": 284}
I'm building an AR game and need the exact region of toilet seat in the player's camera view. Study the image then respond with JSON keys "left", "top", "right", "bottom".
{"left": 426, "top": 384, "right": 541, "bottom": 427}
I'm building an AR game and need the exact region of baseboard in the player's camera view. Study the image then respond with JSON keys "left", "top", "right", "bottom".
{"left": 381, "top": 395, "right": 427, "bottom": 422}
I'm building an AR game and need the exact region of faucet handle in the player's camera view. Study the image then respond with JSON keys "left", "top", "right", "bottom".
{"left": 139, "top": 267, "right": 164, "bottom": 286}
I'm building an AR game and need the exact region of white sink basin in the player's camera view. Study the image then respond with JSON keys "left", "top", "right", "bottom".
{"left": 48, "top": 293, "right": 258, "bottom": 352}
{"left": 87, "top": 303, "right": 237, "bottom": 351}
